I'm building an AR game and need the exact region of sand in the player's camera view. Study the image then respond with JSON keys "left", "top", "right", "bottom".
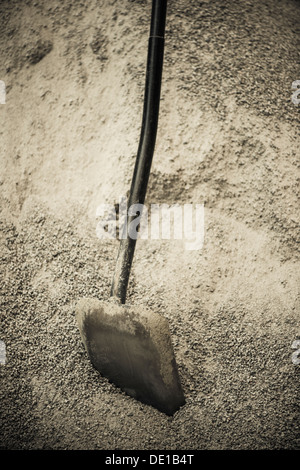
{"left": 0, "top": 0, "right": 299, "bottom": 450}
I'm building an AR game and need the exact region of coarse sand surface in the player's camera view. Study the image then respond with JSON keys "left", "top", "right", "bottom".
{"left": 0, "top": 0, "right": 299, "bottom": 450}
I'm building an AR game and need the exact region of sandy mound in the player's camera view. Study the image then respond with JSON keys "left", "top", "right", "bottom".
{"left": 0, "top": 0, "right": 299, "bottom": 450}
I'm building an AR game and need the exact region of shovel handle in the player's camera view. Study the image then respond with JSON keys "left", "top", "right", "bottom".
{"left": 111, "top": 0, "right": 168, "bottom": 303}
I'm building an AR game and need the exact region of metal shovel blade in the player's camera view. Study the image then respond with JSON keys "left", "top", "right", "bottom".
{"left": 76, "top": 297, "right": 185, "bottom": 415}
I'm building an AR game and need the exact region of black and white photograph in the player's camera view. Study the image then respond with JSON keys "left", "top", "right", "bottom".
{"left": 0, "top": 0, "right": 299, "bottom": 454}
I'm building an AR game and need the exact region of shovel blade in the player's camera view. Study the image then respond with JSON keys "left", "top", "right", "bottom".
{"left": 76, "top": 297, "right": 185, "bottom": 415}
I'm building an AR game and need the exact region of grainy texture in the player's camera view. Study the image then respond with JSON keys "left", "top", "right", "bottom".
{"left": 0, "top": 0, "right": 299, "bottom": 450}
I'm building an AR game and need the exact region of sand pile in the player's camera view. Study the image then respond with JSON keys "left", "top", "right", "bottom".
{"left": 0, "top": 0, "right": 299, "bottom": 450}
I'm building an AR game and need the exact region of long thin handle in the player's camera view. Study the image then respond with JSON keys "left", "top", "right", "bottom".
{"left": 111, "top": 0, "right": 168, "bottom": 303}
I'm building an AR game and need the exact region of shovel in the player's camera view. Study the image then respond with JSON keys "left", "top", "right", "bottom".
{"left": 76, "top": 0, "right": 185, "bottom": 416}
